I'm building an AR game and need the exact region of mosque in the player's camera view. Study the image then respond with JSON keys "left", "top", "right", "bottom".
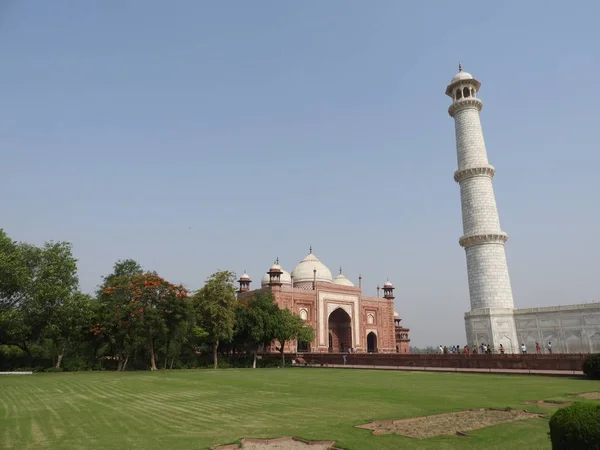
{"left": 237, "top": 248, "right": 410, "bottom": 353}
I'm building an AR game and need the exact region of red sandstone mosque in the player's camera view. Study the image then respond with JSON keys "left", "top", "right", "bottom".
{"left": 237, "top": 248, "right": 410, "bottom": 353}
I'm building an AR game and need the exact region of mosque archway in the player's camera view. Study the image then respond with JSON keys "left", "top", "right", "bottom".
{"left": 328, "top": 308, "right": 352, "bottom": 352}
{"left": 367, "top": 332, "right": 377, "bottom": 353}
{"left": 297, "top": 339, "right": 309, "bottom": 353}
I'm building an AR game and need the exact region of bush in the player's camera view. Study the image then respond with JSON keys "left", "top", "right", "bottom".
{"left": 548, "top": 402, "right": 600, "bottom": 450}
{"left": 583, "top": 354, "right": 600, "bottom": 380}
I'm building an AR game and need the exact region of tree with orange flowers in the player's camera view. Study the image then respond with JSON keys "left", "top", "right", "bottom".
{"left": 96, "top": 260, "right": 189, "bottom": 371}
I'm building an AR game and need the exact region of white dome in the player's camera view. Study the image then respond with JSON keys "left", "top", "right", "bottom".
{"left": 394, "top": 311, "right": 399, "bottom": 317}
{"left": 384, "top": 281, "right": 393, "bottom": 288}
{"left": 239, "top": 272, "right": 250, "bottom": 281}
{"left": 291, "top": 251, "right": 332, "bottom": 286}
{"left": 332, "top": 272, "right": 354, "bottom": 287}
{"left": 261, "top": 268, "right": 292, "bottom": 286}
{"left": 270, "top": 263, "right": 282, "bottom": 271}
{"left": 451, "top": 70, "right": 473, "bottom": 83}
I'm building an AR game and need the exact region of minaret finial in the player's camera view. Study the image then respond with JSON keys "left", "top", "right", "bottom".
{"left": 458, "top": 62, "right": 463, "bottom": 72}
{"left": 309, "top": 245, "right": 312, "bottom": 254}
{"left": 275, "top": 257, "right": 279, "bottom": 265}
{"left": 339, "top": 266, "right": 342, "bottom": 275}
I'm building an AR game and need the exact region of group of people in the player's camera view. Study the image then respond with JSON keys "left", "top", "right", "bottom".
{"left": 520, "top": 341, "right": 552, "bottom": 354}
{"left": 438, "top": 344, "right": 497, "bottom": 355}
{"left": 438, "top": 341, "right": 553, "bottom": 355}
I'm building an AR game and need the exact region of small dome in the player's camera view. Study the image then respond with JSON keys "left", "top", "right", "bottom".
{"left": 394, "top": 311, "right": 399, "bottom": 317}
{"left": 261, "top": 268, "right": 292, "bottom": 286}
{"left": 291, "top": 250, "right": 333, "bottom": 286}
{"left": 333, "top": 271, "right": 354, "bottom": 287}
{"left": 270, "top": 263, "right": 282, "bottom": 271}
{"left": 240, "top": 272, "right": 250, "bottom": 280}
{"left": 451, "top": 70, "right": 473, "bottom": 83}
{"left": 384, "top": 281, "right": 393, "bottom": 288}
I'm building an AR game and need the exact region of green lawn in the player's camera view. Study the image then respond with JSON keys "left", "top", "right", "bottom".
{"left": 0, "top": 369, "right": 596, "bottom": 449}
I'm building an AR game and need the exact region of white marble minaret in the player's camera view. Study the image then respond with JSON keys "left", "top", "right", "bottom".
{"left": 446, "top": 65, "right": 519, "bottom": 353}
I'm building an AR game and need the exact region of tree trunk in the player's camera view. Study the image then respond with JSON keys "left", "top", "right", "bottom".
{"left": 213, "top": 340, "right": 219, "bottom": 369}
{"left": 149, "top": 330, "right": 157, "bottom": 371}
{"left": 253, "top": 351, "right": 257, "bottom": 369}
{"left": 281, "top": 341, "right": 285, "bottom": 367}
{"left": 170, "top": 355, "right": 176, "bottom": 370}
{"left": 56, "top": 345, "right": 66, "bottom": 369}
{"left": 122, "top": 355, "right": 130, "bottom": 371}
{"left": 164, "top": 340, "right": 170, "bottom": 370}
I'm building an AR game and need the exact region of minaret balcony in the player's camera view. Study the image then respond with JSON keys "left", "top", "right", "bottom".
{"left": 448, "top": 97, "right": 483, "bottom": 117}
{"left": 459, "top": 232, "right": 508, "bottom": 248}
{"left": 454, "top": 165, "right": 495, "bottom": 183}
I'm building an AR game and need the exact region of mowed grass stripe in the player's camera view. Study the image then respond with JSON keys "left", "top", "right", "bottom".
{"left": 0, "top": 369, "right": 597, "bottom": 449}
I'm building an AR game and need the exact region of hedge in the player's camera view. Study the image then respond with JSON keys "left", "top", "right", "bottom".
{"left": 583, "top": 353, "right": 600, "bottom": 380}
{"left": 548, "top": 402, "right": 600, "bottom": 450}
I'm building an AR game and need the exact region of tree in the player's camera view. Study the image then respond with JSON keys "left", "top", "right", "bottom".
{"left": 0, "top": 236, "right": 79, "bottom": 357}
{"left": 96, "top": 262, "right": 188, "bottom": 371}
{"left": 95, "top": 260, "right": 144, "bottom": 371}
{"left": 43, "top": 293, "right": 95, "bottom": 368}
{"left": 126, "top": 273, "right": 188, "bottom": 370}
{"left": 273, "top": 308, "right": 313, "bottom": 367}
{"left": 234, "top": 293, "right": 279, "bottom": 368}
{"left": 0, "top": 229, "right": 29, "bottom": 311}
{"left": 192, "top": 271, "right": 237, "bottom": 369}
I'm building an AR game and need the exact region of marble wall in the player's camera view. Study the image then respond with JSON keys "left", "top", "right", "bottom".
{"left": 514, "top": 303, "right": 600, "bottom": 353}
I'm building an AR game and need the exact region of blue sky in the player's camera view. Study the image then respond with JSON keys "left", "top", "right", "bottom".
{"left": 1, "top": 1, "right": 599, "bottom": 346}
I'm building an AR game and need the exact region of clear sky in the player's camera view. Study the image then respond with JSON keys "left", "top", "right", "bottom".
{"left": 1, "top": 1, "right": 599, "bottom": 347}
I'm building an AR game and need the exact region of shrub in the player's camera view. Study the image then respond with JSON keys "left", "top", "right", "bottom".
{"left": 583, "top": 354, "right": 600, "bottom": 380}
{"left": 548, "top": 402, "right": 600, "bottom": 450}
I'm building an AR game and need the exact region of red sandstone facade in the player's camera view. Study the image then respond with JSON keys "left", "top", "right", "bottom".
{"left": 237, "top": 252, "right": 410, "bottom": 353}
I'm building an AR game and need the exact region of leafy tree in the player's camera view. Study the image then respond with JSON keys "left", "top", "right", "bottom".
{"left": 126, "top": 273, "right": 188, "bottom": 370}
{"left": 0, "top": 236, "right": 79, "bottom": 357}
{"left": 97, "top": 262, "right": 188, "bottom": 371}
{"left": 94, "top": 260, "right": 145, "bottom": 371}
{"left": 43, "top": 293, "right": 95, "bottom": 368}
{"left": 234, "top": 293, "right": 279, "bottom": 368}
{"left": 193, "top": 271, "right": 237, "bottom": 369}
{"left": 273, "top": 308, "right": 313, "bottom": 367}
{"left": 0, "top": 229, "right": 29, "bottom": 311}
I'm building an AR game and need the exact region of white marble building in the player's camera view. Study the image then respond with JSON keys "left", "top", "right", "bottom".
{"left": 446, "top": 65, "right": 600, "bottom": 354}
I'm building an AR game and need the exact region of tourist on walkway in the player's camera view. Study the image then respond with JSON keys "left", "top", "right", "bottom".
{"left": 535, "top": 342, "right": 541, "bottom": 354}
{"left": 547, "top": 342, "right": 552, "bottom": 354}
{"left": 342, "top": 354, "right": 347, "bottom": 365}
{"left": 521, "top": 343, "right": 527, "bottom": 354}
{"left": 499, "top": 344, "right": 505, "bottom": 354}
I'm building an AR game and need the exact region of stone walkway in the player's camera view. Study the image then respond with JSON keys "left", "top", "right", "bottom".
{"left": 298, "top": 363, "right": 583, "bottom": 377}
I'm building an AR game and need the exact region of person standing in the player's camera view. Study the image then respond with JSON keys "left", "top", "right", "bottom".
{"left": 547, "top": 342, "right": 552, "bottom": 354}
{"left": 499, "top": 344, "right": 505, "bottom": 354}
{"left": 535, "top": 342, "right": 541, "bottom": 354}
{"left": 521, "top": 343, "right": 527, "bottom": 354}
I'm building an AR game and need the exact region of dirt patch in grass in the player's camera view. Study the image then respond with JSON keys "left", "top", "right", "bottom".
{"left": 212, "top": 437, "right": 340, "bottom": 449}
{"left": 522, "top": 400, "right": 572, "bottom": 408}
{"left": 356, "top": 408, "right": 543, "bottom": 439}
{"left": 569, "top": 392, "right": 600, "bottom": 400}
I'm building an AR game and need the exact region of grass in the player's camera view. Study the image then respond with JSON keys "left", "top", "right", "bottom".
{"left": 0, "top": 368, "right": 596, "bottom": 449}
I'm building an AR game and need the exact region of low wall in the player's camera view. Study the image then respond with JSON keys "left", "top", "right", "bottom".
{"left": 293, "top": 353, "right": 588, "bottom": 371}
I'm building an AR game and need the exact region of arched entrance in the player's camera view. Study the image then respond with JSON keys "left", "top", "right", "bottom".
{"left": 297, "top": 340, "right": 309, "bottom": 353}
{"left": 328, "top": 308, "right": 352, "bottom": 352}
{"left": 367, "top": 332, "right": 377, "bottom": 353}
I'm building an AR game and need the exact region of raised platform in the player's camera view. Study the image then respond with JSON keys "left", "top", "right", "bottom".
{"left": 290, "top": 352, "right": 588, "bottom": 372}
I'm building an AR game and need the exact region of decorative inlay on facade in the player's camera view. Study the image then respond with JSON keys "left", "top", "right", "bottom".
{"left": 448, "top": 98, "right": 483, "bottom": 117}
{"left": 459, "top": 232, "right": 508, "bottom": 248}
{"left": 454, "top": 165, "right": 495, "bottom": 183}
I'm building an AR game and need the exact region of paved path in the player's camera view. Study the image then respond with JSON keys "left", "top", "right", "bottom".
{"left": 297, "top": 363, "right": 584, "bottom": 377}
